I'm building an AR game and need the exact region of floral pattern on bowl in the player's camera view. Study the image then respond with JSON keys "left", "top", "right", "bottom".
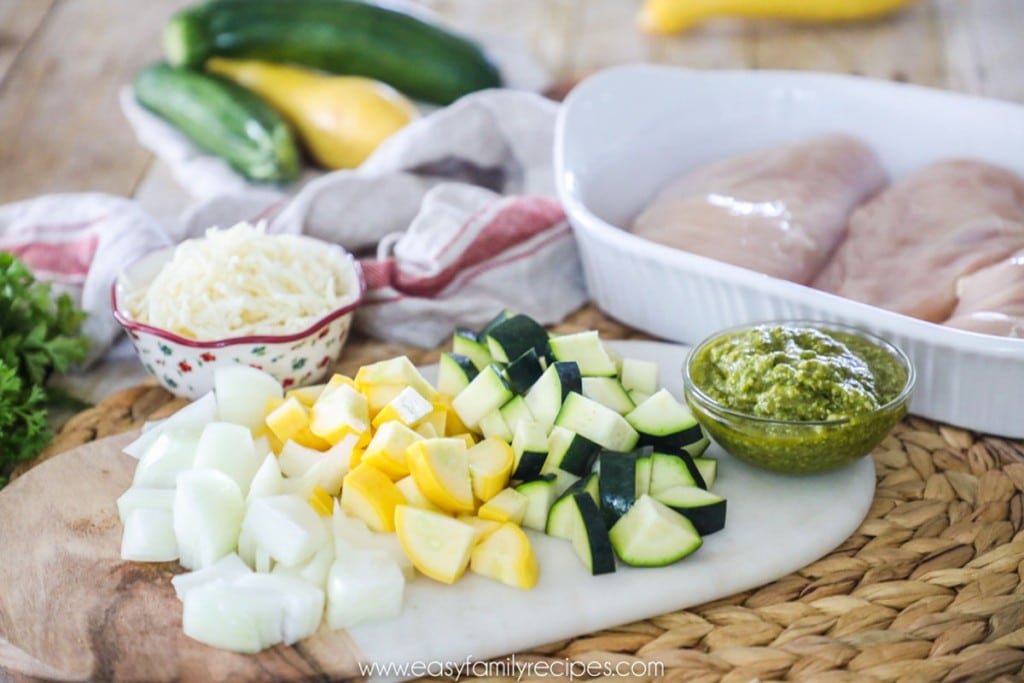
{"left": 113, "top": 244, "right": 364, "bottom": 400}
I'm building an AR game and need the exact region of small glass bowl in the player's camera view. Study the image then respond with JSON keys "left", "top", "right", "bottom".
{"left": 682, "top": 321, "right": 915, "bottom": 475}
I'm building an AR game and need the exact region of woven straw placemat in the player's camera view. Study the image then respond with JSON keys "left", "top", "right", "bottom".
{"left": 15, "top": 306, "right": 1024, "bottom": 682}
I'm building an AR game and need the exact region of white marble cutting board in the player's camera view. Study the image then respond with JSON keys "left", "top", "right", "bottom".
{"left": 348, "top": 340, "right": 877, "bottom": 678}
{"left": 0, "top": 340, "right": 874, "bottom": 682}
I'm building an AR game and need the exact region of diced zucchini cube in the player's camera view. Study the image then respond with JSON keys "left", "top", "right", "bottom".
{"left": 620, "top": 358, "right": 659, "bottom": 395}
{"left": 452, "top": 365, "right": 513, "bottom": 429}
{"left": 548, "top": 331, "right": 617, "bottom": 377}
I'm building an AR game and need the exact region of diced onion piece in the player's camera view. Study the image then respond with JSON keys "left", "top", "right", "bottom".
{"left": 332, "top": 509, "right": 375, "bottom": 549}
{"left": 124, "top": 391, "right": 217, "bottom": 459}
{"left": 272, "top": 531, "right": 335, "bottom": 591}
{"left": 333, "top": 510, "right": 413, "bottom": 578}
{"left": 242, "top": 494, "right": 327, "bottom": 566}
{"left": 174, "top": 469, "right": 245, "bottom": 571}
{"left": 182, "top": 582, "right": 281, "bottom": 654}
{"left": 215, "top": 366, "right": 283, "bottom": 433}
{"left": 193, "top": 422, "right": 260, "bottom": 495}
{"left": 326, "top": 548, "right": 404, "bottom": 629}
{"left": 181, "top": 573, "right": 324, "bottom": 653}
{"left": 234, "top": 573, "right": 325, "bottom": 645}
{"left": 285, "top": 436, "right": 356, "bottom": 499}
{"left": 171, "top": 553, "right": 252, "bottom": 601}
{"left": 237, "top": 527, "right": 258, "bottom": 569}
{"left": 117, "top": 487, "right": 175, "bottom": 524}
{"left": 255, "top": 548, "right": 274, "bottom": 574}
{"left": 121, "top": 508, "right": 178, "bottom": 562}
{"left": 248, "top": 453, "right": 285, "bottom": 501}
{"left": 278, "top": 440, "right": 324, "bottom": 478}
{"left": 132, "top": 426, "right": 203, "bottom": 489}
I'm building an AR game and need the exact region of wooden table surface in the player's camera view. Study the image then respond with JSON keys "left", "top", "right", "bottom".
{"left": 2, "top": 0, "right": 1023, "bottom": 225}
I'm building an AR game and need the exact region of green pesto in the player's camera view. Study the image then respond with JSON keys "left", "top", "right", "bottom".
{"left": 691, "top": 326, "right": 905, "bottom": 421}
{"left": 686, "top": 325, "right": 910, "bottom": 475}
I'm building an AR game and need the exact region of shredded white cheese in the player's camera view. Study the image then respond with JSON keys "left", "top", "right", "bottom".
{"left": 124, "top": 222, "right": 356, "bottom": 340}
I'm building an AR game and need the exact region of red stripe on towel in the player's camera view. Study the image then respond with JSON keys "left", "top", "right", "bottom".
{"left": 360, "top": 259, "right": 396, "bottom": 290}
{"left": 3, "top": 232, "right": 100, "bottom": 282}
{"left": 444, "top": 223, "right": 572, "bottom": 297}
{"left": 392, "top": 196, "right": 564, "bottom": 297}
{"left": 0, "top": 215, "right": 106, "bottom": 241}
{"left": 359, "top": 223, "right": 573, "bottom": 307}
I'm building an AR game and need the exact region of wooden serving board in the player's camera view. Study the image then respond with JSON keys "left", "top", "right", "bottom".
{"left": 0, "top": 431, "right": 364, "bottom": 682}
{"left": 0, "top": 341, "right": 876, "bottom": 682}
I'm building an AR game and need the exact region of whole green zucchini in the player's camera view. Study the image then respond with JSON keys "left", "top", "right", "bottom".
{"left": 163, "top": 0, "right": 503, "bottom": 105}
{"left": 134, "top": 63, "right": 300, "bottom": 183}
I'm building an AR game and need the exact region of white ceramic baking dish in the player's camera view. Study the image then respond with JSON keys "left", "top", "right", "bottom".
{"left": 555, "top": 64, "right": 1024, "bottom": 438}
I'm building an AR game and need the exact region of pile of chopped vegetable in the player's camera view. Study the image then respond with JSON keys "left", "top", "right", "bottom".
{"left": 117, "top": 310, "right": 728, "bottom": 654}
{"left": 0, "top": 253, "right": 90, "bottom": 486}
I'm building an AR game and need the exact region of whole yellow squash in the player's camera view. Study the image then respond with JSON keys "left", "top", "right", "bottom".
{"left": 207, "top": 58, "right": 418, "bottom": 170}
{"left": 639, "top": 0, "right": 921, "bottom": 34}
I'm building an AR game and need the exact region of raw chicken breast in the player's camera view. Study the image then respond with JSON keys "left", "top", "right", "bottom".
{"left": 630, "top": 135, "right": 887, "bottom": 285}
{"left": 815, "top": 160, "right": 1024, "bottom": 323}
{"left": 944, "top": 251, "right": 1024, "bottom": 337}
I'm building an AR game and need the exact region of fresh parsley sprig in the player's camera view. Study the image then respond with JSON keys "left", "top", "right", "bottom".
{"left": 0, "top": 252, "right": 90, "bottom": 486}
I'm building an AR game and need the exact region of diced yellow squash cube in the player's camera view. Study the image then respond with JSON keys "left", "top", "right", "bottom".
{"left": 286, "top": 383, "right": 327, "bottom": 407}
{"left": 355, "top": 356, "right": 439, "bottom": 402}
{"left": 308, "top": 485, "right": 334, "bottom": 516}
{"left": 371, "top": 386, "right": 434, "bottom": 429}
{"left": 394, "top": 505, "right": 475, "bottom": 584}
{"left": 437, "top": 396, "right": 472, "bottom": 437}
{"left": 265, "top": 396, "right": 310, "bottom": 444}
{"left": 328, "top": 373, "right": 359, "bottom": 389}
{"left": 470, "top": 522, "right": 540, "bottom": 590}
{"left": 320, "top": 374, "right": 359, "bottom": 400}
{"left": 405, "top": 438, "right": 475, "bottom": 514}
{"left": 457, "top": 515, "right": 502, "bottom": 545}
{"left": 395, "top": 475, "right": 442, "bottom": 512}
{"left": 467, "top": 437, "right": 514, "bottom": 503}
{"left": 310, "top": 383, "right": 370, "bottom": 445}
{"left": 362, "top": 421, "right": 423, "bottom": 480}
{"left": 291, "top": 425, "right": 333, "bottom": 451}
{"left": 451, "top": 433, "right": 477, "bottom": 449}
{"left": 415, "top": 422, "right": 439, "bottom": 439}
{"left": 418, "top": 405, "right": 447, "bottom": 435}
{"left": 253, "top": 424, "right": 285, "bottom": 455}
{"left": 370, "top": 406, "right": 408, "bottom": 430}
{"left": 477, "top": 488, "right": 528, "bottom": 525}
{"left": 349, "top": 447, "right": 365, "bottom": 470}
{"left": 362, "top": 383, "right": 406, "bottom": 418}
{"left": 340, "top": 463, "right": 407, "bottom": 532}
{"left": 265, "top": 396, "right": 285, "bottom": 414}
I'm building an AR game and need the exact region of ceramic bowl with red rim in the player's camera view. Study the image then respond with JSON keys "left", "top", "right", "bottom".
{"left": 112, "top": 233, "right": 364, "bottom": 400}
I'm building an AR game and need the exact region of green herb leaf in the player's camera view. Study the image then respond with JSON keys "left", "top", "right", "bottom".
{"left": 0, "top": 361, "right": 51, "bottom": 487}
{"left": 0, "top": 252, "right": 91, "bottom": 485}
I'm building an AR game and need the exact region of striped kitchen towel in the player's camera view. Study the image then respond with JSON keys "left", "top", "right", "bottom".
{"left": 0, "top": 91, "right": 586, "bottom": 362}
{"left": 355, "top": 184, "right": 581, "bottom": 346}
{"left": 0, "top": 185, "right": 583, "bottom": 361}
{"left": 0, "top": 194, "right": 171, "bottom": 366}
